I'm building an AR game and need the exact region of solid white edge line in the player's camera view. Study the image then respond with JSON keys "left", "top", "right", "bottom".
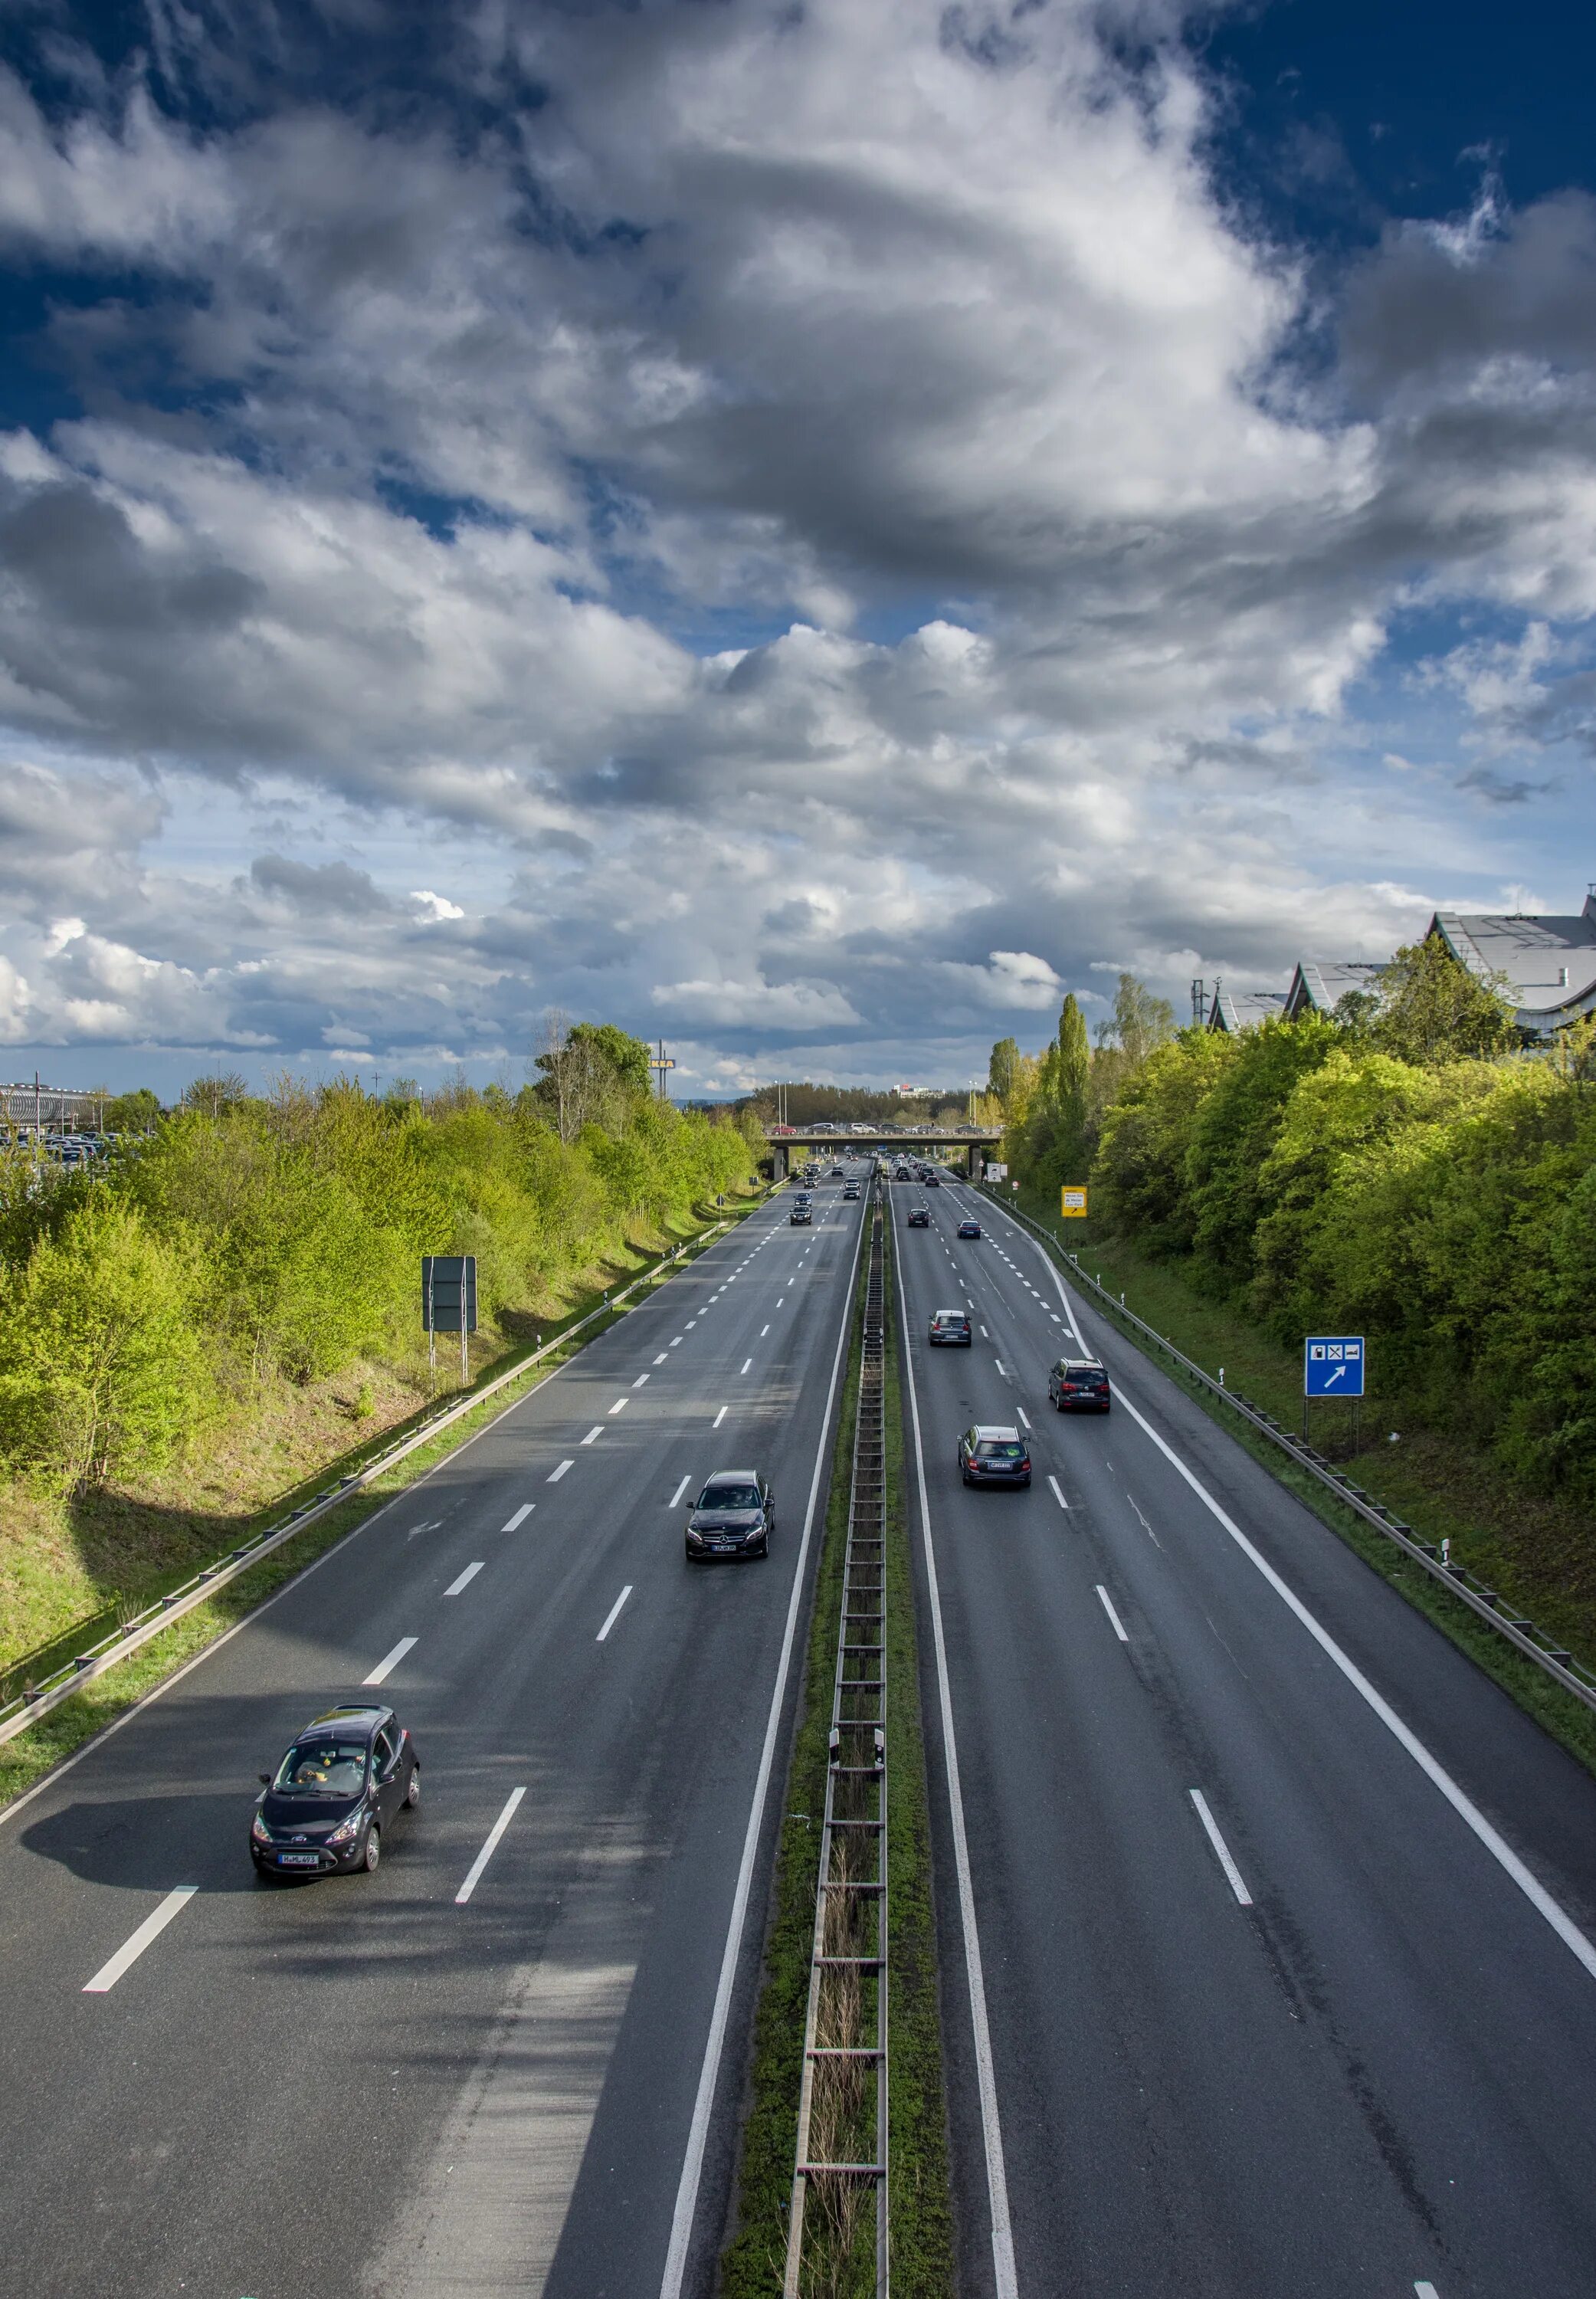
{"left": 503, "top": 1503, "right": 533, "bottom": 1531}
{"left": 659, "top": 1179, "right": 867, "bottom": 2299}
{"left": 595, "top": 1585, "right": 633, "bottom": 1642}
{"left": 1109, "top": 1379, "right": 1596, "bottom": 1983}
{"left": 1190, "top": 1787, "right": 1254, "bottom": 1907}
{"left": 83, "top": 1884, "right": 198, "bottom": 1992}
{"left": 890, "top": 1190, "right": 1019, "bottom": 2298}
{"left": 669, "top": 1474, "right": 693, "bottom": 1508}
{"left": 454, "top": 1785, "right": 526, "bottom": 1905}
{"left": 362, "top": 1635, "right": 417, "bottom": 1687}
{"left": 444, "top": 1563, "right": 484, "bottom": 1596}
{"left": 1096, "top": 1584, "right": 1129, "bottom": 1642}
{"left": 1047, "top": 1474, "right": 1070, "bottom": 1510}
{"left": 996, "top": 1195, "right": 1596, "bottom": 1977}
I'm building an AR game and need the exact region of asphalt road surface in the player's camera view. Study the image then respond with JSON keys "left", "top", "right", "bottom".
{"left": 0, "top": 1176, "right": 868, "bottom": 2299}
{"left": 890, "top": 1176, "right": 1596, "bottom": 2299}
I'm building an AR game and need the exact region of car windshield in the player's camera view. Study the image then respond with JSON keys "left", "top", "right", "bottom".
{"left": 700, "top": 1482, "right": 760, "bottom": 1510}
{"left": 975, "top": 1441, "right": 1024, "bottom": 1459}
{"left": 276, "top": 1739, "right": 368, "bottom": 1796}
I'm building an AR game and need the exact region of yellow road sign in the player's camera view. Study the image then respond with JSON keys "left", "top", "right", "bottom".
{"left": 1061, "top": 1186, "right": 1088, "bottom": 1218}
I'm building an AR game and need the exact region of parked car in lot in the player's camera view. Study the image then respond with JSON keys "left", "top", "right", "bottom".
{"left": 906, "top": 1204, "right": 930, "bottom": 1226}
{"left": 958, "top": 1425, "right": 1032, "bottom": 1487}
{"left": 1049, "top": 1356, "right": 1112, "bottom": 1412}
{"left": 251, "top": 1706, "right": 419, "bottom": 1878}
{"left": 686, "top": 1470, "right": 774, "bottom": 1559}
{"left": 929, "top": 1307, "right": 972, "bottom": 1346}
{"left": 790, "top": 1202, "right": 812, "bottom": 1224}
{"left": 956, "top": 1216, "right": 982, "bottom": 1238}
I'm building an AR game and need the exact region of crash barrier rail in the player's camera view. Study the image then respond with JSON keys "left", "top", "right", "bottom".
{"left": 982, "top": 1187, "right": 1596, "bottom": 1718}
{"left": 785, "top": 1190, "right": 890, "bottom": 2298}
{"left": 0, "top": 1199, "right": 765, "bottom": 1747}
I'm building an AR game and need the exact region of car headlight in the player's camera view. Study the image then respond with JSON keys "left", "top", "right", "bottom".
{"left": 326, "top": 1806, "right": 367, "bottom": 1845}
{"left": 251, "top": 1810, "right": 274, "bottom": 1844}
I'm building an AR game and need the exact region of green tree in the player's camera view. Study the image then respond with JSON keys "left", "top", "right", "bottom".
{"left": 1112, "top": 972, "right": 1176, "bottom": 1067}
{"left": 988, "top": 1037, "right": 1021, "bottom": 1104}
{"left": 1370, "top": 938, "right": 1517, "bottom": 1064}
{"left": 181, "top": 1071, "right": 252, "bottom": 1117}
{"left": 103, "top": 1087, "right": 163, "bottom": 1133}
{"left": 0, "top": 1197, "right": 212, "bottom": 1486}
{"left": 1055, "top": 994, "right": 1091, "bottom": 1179}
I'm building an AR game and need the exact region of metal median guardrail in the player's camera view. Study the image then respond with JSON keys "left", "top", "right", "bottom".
{"left": 983, "top": 1187, "right": 1596, "bottom": 1720}
{"left": 0, "top": 1202, "right": 762, "bottom": 1748}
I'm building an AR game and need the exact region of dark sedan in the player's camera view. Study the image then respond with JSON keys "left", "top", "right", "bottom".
{"left": 906, "top": 1205, "right": 930, "bottom": 1226}
{"left": 929, "top": 1308, "right": 972, "bottom": 1346}
{"left": 686, "top": 1469, "right": 774, "bottom": 1559}
{"left": 957, "top": 1217, "right": 982, "bottom": 1238}
{"left": 1049, "top": 1356, "right": 1112, "bottom": 1412}
{"left": 958, "top": 1425, "right": 1032, "bottom": 1487}
{"left": 251, "top": 1705, "right": 419, "bottom": 1878}
{"left": 790, "top": 1202, "right": 813, "bottom": 1224}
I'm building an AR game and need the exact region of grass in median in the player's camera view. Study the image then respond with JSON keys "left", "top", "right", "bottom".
{"left": 0, "top": 1199, "right": 769, "bottom": 1817}
{"left": 1004, "top": 1195, "right": 1596, "bottom": 1786}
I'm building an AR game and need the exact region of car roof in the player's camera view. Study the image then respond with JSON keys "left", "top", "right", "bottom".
{"left": 932, "top": 1307, "right": 968, "bottom": 1319}
{"left": 303, "top": 1705, "right": 386, "bottom": 1737}
{"left": 971, "top": 1424, "right": 1021, "bottom": 1441}
{"left": 1056, "top": 1355, "right": 1106, "bottom": 1368}
{"left": 703, "top": 1467, "right": 762, "bottom": 1483}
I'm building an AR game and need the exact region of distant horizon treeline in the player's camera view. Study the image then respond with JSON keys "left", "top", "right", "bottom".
{"left": 0, "top": 1023, "right": 756, "bottom": 1493}
{"left": 992, "top": 943, "right": 1596, "bottom": 1504}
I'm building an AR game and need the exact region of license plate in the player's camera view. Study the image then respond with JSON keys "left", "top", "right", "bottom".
{"left": 279, "top": 1851, "right": 320, "bottom": 1866}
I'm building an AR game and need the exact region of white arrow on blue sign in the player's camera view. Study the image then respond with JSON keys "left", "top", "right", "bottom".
{"left": 1304, "top": 1336, "right": 1365, "bottom": 1398}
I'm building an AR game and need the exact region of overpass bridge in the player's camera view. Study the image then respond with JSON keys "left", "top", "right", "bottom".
{"left": 762, "top": 1124, "right": 1001, "bottom": 1178}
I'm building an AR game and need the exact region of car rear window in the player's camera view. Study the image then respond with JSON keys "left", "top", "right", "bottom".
{"left": 975, "top": 1441, "right": 1024, "bottom": 1458}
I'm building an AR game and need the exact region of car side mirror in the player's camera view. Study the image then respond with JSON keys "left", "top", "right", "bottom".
{"left": 258, "top": 1773, "right": 272, "bottom": 1786}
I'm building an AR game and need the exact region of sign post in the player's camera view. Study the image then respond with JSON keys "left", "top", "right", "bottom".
{"left": 1303, "top": 1334, "right": 1365, "bottom": 1448}
{"left": 1060, "top": 1186, "right": 1088, "bottom": 1219}
{"left": 650, "top": 1039, "right": 676, "bottom": 1100}
{"left": 423, "top": 1255, "right": 478, "bottom": 1386}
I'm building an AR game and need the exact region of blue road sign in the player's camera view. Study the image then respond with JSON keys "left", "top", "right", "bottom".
{"left": 1305, "top": 1336, "right": 1365, "bottom": 1398}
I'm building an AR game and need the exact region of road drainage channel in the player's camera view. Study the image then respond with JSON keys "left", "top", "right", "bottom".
{"left": 785, "top": 1190, "right": 890, "bottom": 2296}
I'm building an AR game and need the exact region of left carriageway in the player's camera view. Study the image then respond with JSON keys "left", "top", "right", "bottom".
{"left": 0, "top": 1174, "right": 870, "bottom": 2299}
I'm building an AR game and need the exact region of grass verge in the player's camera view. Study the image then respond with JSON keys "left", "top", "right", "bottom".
{"left": 719, "top": 1204, "right": 955, "bottom": 2297}
{"left": 0, "top": 1192, "right": 769, "bottom": 1816}
{"left": 1001, "top": 1193, "right": 1596, "bottom": 1784}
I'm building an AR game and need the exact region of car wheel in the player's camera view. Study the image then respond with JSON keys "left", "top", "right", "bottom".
{"left": 362, "top": 1824, "right": 382, "bottom": 1874}
{"left": 1056, "top": 1396, "right": 1066, "bottom": 1412}
{"left": 405, "top": 1764, "right": 421, "bottom": 1810}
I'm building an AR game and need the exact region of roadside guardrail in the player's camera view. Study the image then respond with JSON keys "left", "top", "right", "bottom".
{"left": 0, "top": 1201, "right": 762, "bottom": 1748}
{"left": 982, "top": 1186, "right": 1596, "bottom": 1719}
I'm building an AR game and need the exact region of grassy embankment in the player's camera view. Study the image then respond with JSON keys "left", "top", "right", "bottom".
{"left": 1008, "top": 1192, "right": 1596, "bottom": 1779}
{"left": 720, "top": 1206, "right": 955, "bottom": 2297}
{"left": 0, "top": 1189, "right": 765, "bottom": 1812}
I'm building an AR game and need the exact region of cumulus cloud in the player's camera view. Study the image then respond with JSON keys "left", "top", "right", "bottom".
{"left": 0, "top": 1, "right": 1588, "bottom": 1081}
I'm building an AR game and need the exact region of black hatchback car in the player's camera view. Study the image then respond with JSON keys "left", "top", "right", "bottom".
{"left": 251, "top": 1705, "right": 419, "bottom": 1878}
{"left": 958, "top": 1425, "right": 1032, "bottom": 1486}
{"left": 929, "top": 1308, "right": 972, "bottom": 1346}
{"left": 687, "top": 1469, "right": 774, "bottom": 1559}
{"left": 1050, "top": 1356, "right": 1112, "bottom": 1412}
{"left": 906, "top": 1205, "right": 930, "bottom": 1227}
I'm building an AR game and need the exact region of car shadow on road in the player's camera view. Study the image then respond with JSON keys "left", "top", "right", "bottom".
{"left": 20, "top": 1795, "right": 261, "bottom": 1894}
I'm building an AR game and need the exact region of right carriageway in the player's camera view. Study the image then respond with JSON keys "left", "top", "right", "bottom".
{"left": 889, "top": 1176, "right": 1596, "bottom": 2299}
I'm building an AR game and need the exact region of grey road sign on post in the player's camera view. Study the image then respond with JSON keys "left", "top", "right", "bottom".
{"left": 422, "top": 1255, "right": 477, "bottom": 1333}
{"left": 1305, "top": 1336, "right": 1365, "bottom": 1398}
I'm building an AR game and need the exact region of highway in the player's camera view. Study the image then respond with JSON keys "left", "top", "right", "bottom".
{"left": 890, "top": 1174, "right": 1596, "bottom": 2299}
{"left": 0, "top": 1177, "right": 869, "bottom": 2299}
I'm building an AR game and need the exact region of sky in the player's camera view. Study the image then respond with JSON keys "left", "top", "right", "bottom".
{"left": 1, "top": 0, "right": 1594, "bottom": 1100}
